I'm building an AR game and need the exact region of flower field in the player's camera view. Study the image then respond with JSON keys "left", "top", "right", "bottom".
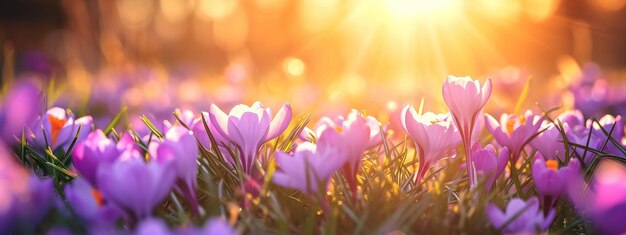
{"left": 2, "top": 1, "right": 626, "bottom": 235}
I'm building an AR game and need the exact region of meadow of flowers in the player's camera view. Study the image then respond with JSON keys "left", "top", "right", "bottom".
{"left": 1, "top": 73, "right": 625, "bottom": 235}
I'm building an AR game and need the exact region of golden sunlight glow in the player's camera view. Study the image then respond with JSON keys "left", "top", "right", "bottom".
{"left": 385, "top": 0, "right": 462, "bottom": 20}
{"left": 283, "top": 57, "right": 306, "bottom": 77}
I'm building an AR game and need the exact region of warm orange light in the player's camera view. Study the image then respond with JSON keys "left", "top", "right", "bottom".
{"left": 385, "top": 0, "right": 462, "bottom": 21}
{"left": 591, "top": 0, "right": 626, "bottom": 11}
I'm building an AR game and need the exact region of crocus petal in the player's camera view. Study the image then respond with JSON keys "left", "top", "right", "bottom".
{"left": 265, "top": 103, "right": 292, "bottom": 141}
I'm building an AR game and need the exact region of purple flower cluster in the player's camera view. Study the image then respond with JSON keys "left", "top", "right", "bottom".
{"left": 0, "top": 75, "right": 625, "bottom": 234}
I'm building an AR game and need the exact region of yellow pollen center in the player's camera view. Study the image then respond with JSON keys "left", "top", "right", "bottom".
{"left": 546, "top": 160, "right": 558, "bottom": 171}
{"left": 334, "top": 126, "right": 343, "bottom": 133}
{"left": 506, "top": 119, "right": 516, "bottom": 135}
{"left": 48, "top": 115, "right": 67, "bottom": 145}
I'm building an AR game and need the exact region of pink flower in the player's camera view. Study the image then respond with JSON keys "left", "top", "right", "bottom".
{"left": 400, "top": 105, "right": 460, "bottom": 184}
{"left": 304, "top": 110, "right": 382, "bottom": 196}
{"left": 273, "top": 140, "right": 345, "bottom": 194}
{"left": 485, "top": 110, "right": 543, "bottom": 163}
{"left": 209, "top": 102, "right": 292, "bottom": 175}
{"left": 302, "top": 110, "right": 383, "bottom": 148}
{"left": 470, "top": 142, "right": 509, "bottom": 192}
{"left": 442, "top": 76, "right": 492, "bottom": 187}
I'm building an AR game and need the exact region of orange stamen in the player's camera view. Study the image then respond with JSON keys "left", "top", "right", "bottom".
{"left": 506, "top": 119, "right": 516, "bottom": 135}
{"left": 91, "top": 189, "right": 104, "bottom": 207}
{"left": 48, "top": 115, "right": 67, "bottom": 145}
{"left": 334, "top": 126, "right": 343, "bottom": 133}
{"left": 546, "top": 160, "right": 558, "bottom": 171}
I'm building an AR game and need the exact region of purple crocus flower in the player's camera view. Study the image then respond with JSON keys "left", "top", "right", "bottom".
{"left": 0, "top": 143, "right": 55, "bottom": 234}
{"left": 0, "top": 80, "right": 41, "bottom": 144}
{"left": 135, "top": 218, "right": 171, "bottom": 235}
{"left": 485, "top": 110, "right": 543, "bottom": 163}
{"left": 589, "top": 114, "right": 624, "bottom": 156}
{"left": 72, "top": 130, "right": 137, "bottom": 185}
{"left": 470, "top": 142, "right": 509, "bottom": 192}
{"left": 568, "top": 160, "right": 626, "bottom": 235}
{"left": 305, "top": 110, "right": 378, "bottom": 197}
{"left": 96, "top": 156, "right": 176, "bottom": 220}
{"left": 273, "top": 139, "right": 346, "bottom": 194}
{"left": 443, "top": 76, "right": 492, "bottom": 187}
{"left": 179, "top": 217, "right": 238, "bottom": 235}
{"left": 208, "top": 102, "right": 292, "bottom": 175}
{"left": 150, "top": 126, "right": 200, "bottom": 214}
{"left": 487, "top": 197, "right": 555, "bottom": 234}
{"left": 31, "top": 107, "right": 93, "bottom": 151}
{"left": 401, "top": 105, "right": 460, "bottom": 184}
{"left": 530, "top": 121, "right": 565, "bottom": 161}
{"left": 532, "top": 157, "right": 581, "bottom": 214}
{"left": 64, "top": 178, "right": 123, "bottom": 227}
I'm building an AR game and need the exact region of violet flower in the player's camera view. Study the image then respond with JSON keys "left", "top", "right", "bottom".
{"left": 0, "top": 142, "right": 55, "bottom": 234}
{"left": 470, "top": 142, "right": 509, "bottom": 192}
{"left": 150, "top": 126, "right": 200, "bottom": 215}
{"left": 209, "top": 102, "right": 291, "bottom": 175}
{"left": 530, "top": 121, "right": 565, "bottom": 161}
{"left": 64, "top": 178, "right": 123, "bottom": 227}
{"left": 568, "top": 160, "right": 626, "bottom": 234}
{"left": 485, "top": 110, "right": 543, "bottom": 164}
{"left": 273, "top": 140, "right": 346, "bottom": 194}
{"left": 487, "top": 197, "right": 555, "bottom": 234}
{"left": 401, "top": 105, "right": 460, "bottom": 184}
{"left": 96, "top": 156, "right": 176, "bottom": 220}
{"left": 0, "top": 80, "right": 41, "bottom": 144}
{"left": 589, "top": 114, "right": 624, "bottom": 156}
{"left": 443, "top": 76, "right": 492, "bottom": 187}
{"left": 532, "top": 157, "right": 580, "bottom": 214}
{"left": 31, "top": 107, "right": 93, "bottom": 151}
{"left": 72, "top": 130, "right": 137, "bottom": 185}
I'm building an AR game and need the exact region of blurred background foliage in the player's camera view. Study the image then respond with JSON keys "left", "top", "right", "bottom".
{"left": 1, "top": 0, "right": 626, "bottom": 121}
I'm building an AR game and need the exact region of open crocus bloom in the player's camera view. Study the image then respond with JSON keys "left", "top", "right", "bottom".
{"left": 470, "top": 142, "right": 509, "bottom": 192}
{"left": 401, "top": 105, "right": 460, "bottom": 184}
{"left": 209, "top": 102, "right": 292, "bottom": 175}
{"left": 487, "top": 197, "right": 555, "bottom": 234}
{"left": 485, "top": 110, "right": 543, "bottom": 163}
{"left": 32, "top": 107, "right": 93, "bottom": 151}
{"left": 273, "top": 141, "right": 346, "bottom": 194}
{"left": 532, "top": 156, "right": 580, "bottom": 214}
{"left": 150, "top": 126, "right": 200, "bottom": 214}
